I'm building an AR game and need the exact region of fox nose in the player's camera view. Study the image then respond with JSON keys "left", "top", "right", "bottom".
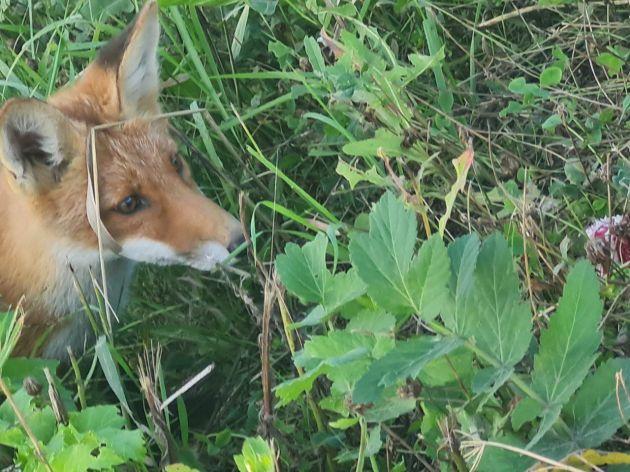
{"left": 227, "top": 228, "right": 245, "bottom": 252}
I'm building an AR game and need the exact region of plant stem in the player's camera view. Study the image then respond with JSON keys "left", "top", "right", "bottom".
{"left": 356, "top": 417, "right": 368, "bottom": 472}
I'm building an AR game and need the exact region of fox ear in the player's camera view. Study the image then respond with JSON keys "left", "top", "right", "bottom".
{"left": 0, "top": 99, "right": 79, "bottom": 192}
{"left": 97, "top": 1, "right": 160, "bottom": 117}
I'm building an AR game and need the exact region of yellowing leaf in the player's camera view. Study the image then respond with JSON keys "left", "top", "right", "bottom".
{"left": 438, "top": 144, "right": 474, "bottom": 237}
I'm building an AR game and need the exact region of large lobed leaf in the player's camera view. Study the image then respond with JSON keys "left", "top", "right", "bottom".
{"left": 349, "top": 192, "right": 450, "bottom": 319}
{"left": 566, "top": 357, "right": 630, "bottom": 449}
{"left": 465, "top": 233, "right": 532, "bottom": 369}
{"left": 527, "top": 260, "right": 603, "bottom": 445}
{"left": 352, "top": 336, "right": 463, "bottom": 403}
{"left": 276, "top": 233, "right": 366, "bottom": 327}
{"left": 442, "top": 234, "right": 480, "bottom": 335}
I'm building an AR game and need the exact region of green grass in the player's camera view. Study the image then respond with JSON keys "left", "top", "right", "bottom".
{"left": 0, "top": 0, "right": 628, "bottom": 470}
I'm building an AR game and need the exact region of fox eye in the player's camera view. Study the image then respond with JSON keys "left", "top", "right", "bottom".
{"left": 116, "top": 195, "right": 142, "bottom": 215}
{"left": 171, "top": 155, "right": 184, "bottom": 175}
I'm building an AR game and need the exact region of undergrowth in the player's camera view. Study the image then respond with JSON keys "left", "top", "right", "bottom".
{"left": 0, "top": 0, "right": 628, "bottom": 470}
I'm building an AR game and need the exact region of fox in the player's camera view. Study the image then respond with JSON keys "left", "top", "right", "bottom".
{"left": 0, "top": 1, "right": 244, "bottom": 360}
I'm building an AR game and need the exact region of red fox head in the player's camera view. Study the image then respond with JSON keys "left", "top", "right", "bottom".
{"left": 0, "top": 1, "right": 243, "bottom": 270}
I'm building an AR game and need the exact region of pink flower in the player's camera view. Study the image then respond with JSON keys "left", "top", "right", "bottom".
{"left": 585, "top": 215, "right": 630, "bottom": 276}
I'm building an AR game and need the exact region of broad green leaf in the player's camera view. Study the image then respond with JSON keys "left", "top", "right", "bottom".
{"left": 98, "top": 429, "right": 146, "bottom": 462}
{"left": 342, "top": 129, "right": 403, "bottom": 159}
{"left": 346, "top": 309, "right": 396, "bottom": 335}
{"left": 539, "top": 66, "right": 562, "bottom": 87}
{"left": 477, "top": 434, "right": 534, "bottom": 472}
{"left": 350, "top": 193, "right": 450, "bottom": 319}
{"left": 321, "top": 269, "right": 367, "bottom": 315}
{"left": 595, "top": 52, "right": 624, "bottom": 76}
{"left": 234, "top": 436, "right": 275, "bottom": 472}
{"left": 295, "top": 331, "right": 373, "bottom": 368}
{"left": 418, "top": 347, "right": 473, "bottom": 387}
{"left": 508, "top": 77, "right": 545, "bottom": 97}
{"left": 542, "top": 114, "right": 562, "bottom": 131}
{"left": 49, "top": 442, "right": 125, "bottom": 471}
{"left": 70, "top": 405, "right": 125, "bottom": 433}
{"left": 274, "top": 365, "right": 325, "bottom": 407}
{"left": 528, "top": 260, "right": 602, "bottom": 446}
{"left": 438, "top": 145, "right": 474, "bottom": 236}
{"left": 466, "top": 233, "right": 532, "bottom": 368}
{"left": 336, "top": 160, "right": 389, "bottom": 190}
{"left": 276, "top": 332, "right": 375, "bottom": 406}
{"left": 472, "top": 366, "right": 513, "bottom": 395}
{"left": 364, "top": 394, "right": 416, "bottom": 422}
{"left": 406, "top": 234, "right": 451, "bottom": 321}
{"left": 349, "top": 192, "right": 417, "bottom": 314}
{"left": 442, "top": 233, "right": 480, "bottom": 335}
{"left": 290, "top": 269, "right": 366, "bottom": 328}
{"left": 566, "top": 358, "right": 630, "bottom": 448}
{"left": 276, "top": 233, "right": 331, "bottom": 304}
{"left": 277, "top": 234, "right": 366, "bottom": 326}
{"left": 511, "top": 397, "right": 542, "bottom": 431}
{"left": 248, "top": 0, "right": 278, "bottom": 15}
{"left": 353, "top": 336, "right": 463, "bottom": 403}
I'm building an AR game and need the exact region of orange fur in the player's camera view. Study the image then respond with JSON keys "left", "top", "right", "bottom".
{"left": 0, "top": 1, "right": 242, "bottom": 359}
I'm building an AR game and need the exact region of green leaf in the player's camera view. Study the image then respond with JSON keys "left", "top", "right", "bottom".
{"left": 566, "top": 358, "right": 630, "bottom": 448}
{"left": 353, "top": 336, "right": 463, "bottom": 403}
{"left": 349, "top": 192, "right": 417, "bottom": 315}
{"left": 342, "top": 129, "right": 403, "bottom": 159}
{"left": 499, "top": 100, "right": 524, "bottom": 117}
{"left": 595, "top": 52, "right": 624, "bottom": 76}
{"left": 350, "top": 193, "right": 450, "bottom": 319}
{"left": 231, "top": 5, "right": 249, "bottom": 59}
{"left": 70, "top": 405, "right": 125, "bottom": 433}
{"left": 336, "top": 425, "right": 382, "bottom": 462}
{"left": 336, "top": 160, "right": 389, "bottom": 190}
{"left": 274, "top": 365, "right": 325, "bottom": 407}
{"left": 528, "top": 260, "right": 602, "bottom": 446}
{"left": 542, "top": 114, "right": 562, "bottom": 131}
{"left": 418, "top": 348, "right": 473, "bottom": 387}
{"left": 363, "top": 394, "right": 416, "bottom": 422}
{"left": 304, "top": 36, "right": 326, "bottom": 75}
{"left": 511, "top": 397, "right": 542, "bottom": 431}
{"left": 296, "top": 331, "right": 373, "bottom": 368}
{"left": 234, "top": 436, "right": 275, "bottom": 472}
{"left": 508, "top": 77, "right": 539, "bottom": 95}
{"left": 539, "top": 66, "right": 562, "bottom": 87}
{"left": 98, "top": 428, "right": 146, "bottom": 462}
{"left": 329, "top": 417, "right": 359, "bottom": 430}
{"left": 406, "top": 234, "right": 451, "bottom": 321}
{"left": 346, "top": 310, "right": 396, "bottom": 336}
{"left": 277, "top": 234, "right": 366, "bottom": 324}
{"left": 442, "top": 234, "right": 480, "bottom": 335}
{"left": 276, "top": 233, "right": 331, "bottom": 304}
{"left": 248, "top": 0, "right": 278, "bottom": 15}
{"left": 466, "top": 233, "right": 532, "bottom": 368}
{"left": 477, "top": 434, "right": 534, "bottom": 472}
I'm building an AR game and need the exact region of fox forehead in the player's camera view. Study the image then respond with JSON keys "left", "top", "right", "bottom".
{"left": 95, "top": 121, "right": 182, "bottom": 206}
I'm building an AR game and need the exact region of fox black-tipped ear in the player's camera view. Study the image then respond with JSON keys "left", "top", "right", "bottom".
{"left": 97, "top": 1, "right": 161, "bottom": 117}
{"left": 0, "top": 99, "right": 79, "bottom": 192}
